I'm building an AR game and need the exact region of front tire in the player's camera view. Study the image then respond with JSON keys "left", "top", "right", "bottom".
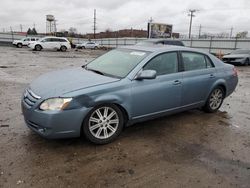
{"left": 60, "top": 46, "right": 67, "bottom": 52}
{"left": 35, "top": 45, "right": 42, "bottom": 51}
{"left": 203, "top": 87, "right": 224, "bottom": 113}
{"left": 17, "top": 43, "right": 22, "bottom": 48}
{"left": 83, "top": 104, "right": 124, "bottom": 144}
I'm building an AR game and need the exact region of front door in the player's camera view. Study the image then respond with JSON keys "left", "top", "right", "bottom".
{"left": 131, "top": 52, "right": 182, "bottom": 118}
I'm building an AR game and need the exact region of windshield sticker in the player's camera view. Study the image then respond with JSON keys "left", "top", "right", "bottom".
{"left": 130, "top": 52, "right": 146, "bottom": 56}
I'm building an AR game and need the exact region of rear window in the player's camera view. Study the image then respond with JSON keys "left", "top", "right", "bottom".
{"left": 182, "top": 52, "right": 208, "bottom": 71}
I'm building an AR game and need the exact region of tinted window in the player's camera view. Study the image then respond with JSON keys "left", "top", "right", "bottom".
{"left": 144, "top": 52, "right": 178, "bottom": 75}
{"left": 163, "top": 41, "right": 172, "bottom": 45}
{"left": 155, "top": 41, "right": 164, "bottom": 45}
{"left": 182, "top": 52, "right": 208, "bottom": 71}
{"left": 173, "top": 41, "right": 184, "bottom": 46}
{"left": 59, "top": 38, "right": 67, "bottom": 42}
{"left": 51, "top": 38, "right": 58, "bottom": 42}
{"left": 31, "top": 38, "right": 36, "bottom": 41}
{"left": 24, "top": 38, "right": 30, "bottom": 41}
{"left": 42, "top": 38, "right": 52, "bottom": 42}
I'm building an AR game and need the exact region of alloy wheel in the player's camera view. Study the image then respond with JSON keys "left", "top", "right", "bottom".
{"left": 88, "top": 107, "right": 119, "bottom": 139}
{"left": 209, "top": 88, "right": 223, "bottom": 110}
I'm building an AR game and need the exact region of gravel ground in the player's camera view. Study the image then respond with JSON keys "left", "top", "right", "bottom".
{"left": 0, "top": 46, "right": 250, "bottom": 188}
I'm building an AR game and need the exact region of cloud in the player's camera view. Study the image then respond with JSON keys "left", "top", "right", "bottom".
{"left": 0, "top": 0, "right": 249, "bottom": 36}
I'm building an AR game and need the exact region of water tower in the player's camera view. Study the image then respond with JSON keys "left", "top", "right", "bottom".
{"left": 46, "top": 15, "right": 57, "bottom": 34}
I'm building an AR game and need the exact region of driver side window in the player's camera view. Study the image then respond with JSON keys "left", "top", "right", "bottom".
{"left": 144, "top": 52, "right": 178, "bottom": 76}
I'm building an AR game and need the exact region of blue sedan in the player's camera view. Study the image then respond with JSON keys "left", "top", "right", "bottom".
{"left": 21, "top": 46, "right": 238, "bottom": 144}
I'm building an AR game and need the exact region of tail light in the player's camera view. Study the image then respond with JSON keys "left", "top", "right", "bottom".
{"left": 233, "top": 67, "right": 238, "bottom": 77}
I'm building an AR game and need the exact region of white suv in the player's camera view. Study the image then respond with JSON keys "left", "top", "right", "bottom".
{"left": 28, "top": 37, "right": 71, "bottom": 52}
{"left": 13, "top": 37, "right": 40, "bottom": 48}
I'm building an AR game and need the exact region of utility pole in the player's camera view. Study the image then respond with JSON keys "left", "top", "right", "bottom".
{"left": 148, "top": 17, "right": 153, "bottom": 38}
{"left": 230, "top": 27, "right": 233, "bottom": 38}
{"left": 93, "top": 9, "right": 96, "bottom": 39}
{"left": 10, "top": 26, "right": 14, "bottom": 41}
{"left": 54, "top": 20, "right": 57, "bottom": 34}
{"left": 20, "top": 24, "right": 23, "bottom": 32}
{"left": 188, "top": 9, "right": 196, "bottom": 39}
{"left": 198, "top": 24, "right": 202, "bottom": 38}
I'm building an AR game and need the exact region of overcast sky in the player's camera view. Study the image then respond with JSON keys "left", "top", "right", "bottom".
{"left": 1, "top": 0, "right": 250, "bottom": 36}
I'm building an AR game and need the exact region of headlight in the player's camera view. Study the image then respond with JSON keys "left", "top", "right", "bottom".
{"left": 39, "top": 98, "right": 72, "bottom": 111}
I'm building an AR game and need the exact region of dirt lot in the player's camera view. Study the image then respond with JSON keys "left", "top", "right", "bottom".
{"left": 0, "top": 46, "right": 250, "bottom": 188}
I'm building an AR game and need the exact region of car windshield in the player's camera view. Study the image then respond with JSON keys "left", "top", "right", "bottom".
{"left": 86, "top": 49, "right": 150, "bottom": 78}
{"left": 231, "top": 50, "right": 250, "bottom": 54}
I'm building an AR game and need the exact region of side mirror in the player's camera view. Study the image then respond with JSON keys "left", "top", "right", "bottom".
{"left": 135, "top": 70, "right": 157, "bottom": 80}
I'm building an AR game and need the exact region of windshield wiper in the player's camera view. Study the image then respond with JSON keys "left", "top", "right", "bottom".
{"left": 83, "top": 66, "right": 122, "bottom": 79}
{"left": 86, "top": 68, "right": 104, "bottom": 75}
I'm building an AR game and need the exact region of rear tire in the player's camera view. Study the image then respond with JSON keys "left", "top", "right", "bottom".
{"left": 203, "top": 86, "right": 224, "bottom": 113}
{"left": 82, "top": 104, "right": 124, "bottom": 144}
{"left": 35, "top": 45, "right": 42, "bottom": 51}
{"left": 17, "top": 43, "right": 22, "bottom": 48}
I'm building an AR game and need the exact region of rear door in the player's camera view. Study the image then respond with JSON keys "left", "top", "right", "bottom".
{"left": 180, "top": 51, "right": 216, "bottom": 106}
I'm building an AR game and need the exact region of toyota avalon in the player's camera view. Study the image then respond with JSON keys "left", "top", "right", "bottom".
{"left": 21, "top": 46, "right": 238, "bottom": 144}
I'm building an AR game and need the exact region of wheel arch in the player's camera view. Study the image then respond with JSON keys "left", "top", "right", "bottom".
{"left": 207, "top": 79, "right": 227, "bottom": 100}
{"left": 35, "top": 44, "right": 43, "bottom": 49}
{"left": 80, "top": 101, "right": 129, "bottom": 137}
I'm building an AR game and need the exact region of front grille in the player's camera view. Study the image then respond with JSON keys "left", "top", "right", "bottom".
{"left": 223, "top": 58, "right": 237, "bottom": 62}
{"left": 23, "top": 89, "right": 41, "bottom": 108}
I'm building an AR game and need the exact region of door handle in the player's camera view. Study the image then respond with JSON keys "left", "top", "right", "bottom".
{"left": 173, "top": 80, "right": 181, "bottom": 85}
{"left": 209, "top": 74, "right": 215, "bottom": 78}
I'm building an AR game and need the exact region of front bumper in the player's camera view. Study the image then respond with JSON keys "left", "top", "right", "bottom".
{"left": 21, "top": 99, "right": 91, "bottom": 139}
{"left": 222, "top": 58, "right": 246, "bottom": 65}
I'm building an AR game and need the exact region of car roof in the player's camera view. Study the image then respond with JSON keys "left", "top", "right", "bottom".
{"left": 42, "top": 36, "right": 67, "bottom": 39}
{"left": 119, "top": 45, "right": 203, "bottom": 54}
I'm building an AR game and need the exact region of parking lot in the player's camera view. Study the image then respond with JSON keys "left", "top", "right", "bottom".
{"left": 0, "top": 46, "right": 250, "bottom": 188}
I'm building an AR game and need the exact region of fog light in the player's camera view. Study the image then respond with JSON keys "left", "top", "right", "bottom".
{"left": 38, "top": 128, "right": 46, "bottom": 133}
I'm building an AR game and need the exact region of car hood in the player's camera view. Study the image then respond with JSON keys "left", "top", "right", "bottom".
{"left": 29, "top": 68, "right": 120, "bottom": 99}
{"left": 223, "top": 54, "right": 249, "bottom": 58}
{"left": 13, "top": 40, "right": 22, "bottom": 43}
